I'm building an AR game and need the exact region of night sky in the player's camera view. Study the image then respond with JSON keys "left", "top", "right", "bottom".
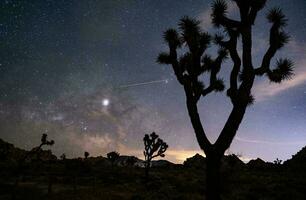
{"left": 1, "top": 0, "right": 306, "bottom": 163}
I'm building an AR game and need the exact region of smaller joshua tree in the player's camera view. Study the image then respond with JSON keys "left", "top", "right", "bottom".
{"left": 31, "top": 133, "right": 55, "bottom": 161}
{"left": 107, "top": 151, "right": 120, "bottom": 168}
{"left": 274, "top": 158, "right": 282, "bottom": 165}
{"left": 12, "top": 133, "right": 54, "bottom": 199}
{"left": 60, "top": 153, "right": 66, "bottom": 160}
{"left": 21, "top": 133, "right": 55, "bottom": 164}
{"left": 40, "top": 133, "right": 55, "bottom": 147}
{"left": 84, "top": 151, "right": 90, "bottom": 159}
{"left": 143, "top": 132, "right": 168, "bottom": 181}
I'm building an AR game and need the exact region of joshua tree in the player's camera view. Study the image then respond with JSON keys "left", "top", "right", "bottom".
{"left": 143, "top": 132, "right": 168, "bottom": 181}
{"left": 107, "top": 151, "right": 120, "bottom": 167}
{"left": 12, "top": 133, "right": 54, "bottom": 199}
{"left": 157, "top": 0, "right": 292, "bottom": 199}
{"left": 60, "top": 153, "right": 66, "bottom": 160}
{"left": 84, "top": 151, "right": 90, "bottom": 159}
{"left": 273, "top": 158, "right": 282, "bottom": 165}
{"left": 16, "top": 133, "right": 54, "bottom": 168}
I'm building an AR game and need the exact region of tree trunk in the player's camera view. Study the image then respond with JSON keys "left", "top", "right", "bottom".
{"left": 145, "top": 160, "right": 150, "bottom": 183}
{"left": 206, "top": 154, "right": 222, "bottom": 200}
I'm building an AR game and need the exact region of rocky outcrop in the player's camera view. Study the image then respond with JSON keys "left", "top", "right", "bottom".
{"left": 183, "top": 153, "right": 206, "bottom": 169}
{"left": 183, "top": 153, "right": 245, "bottom": 170}
{"left": 247, "top": 158, "right": 273, "bottom": 170}
{"left": 284, "top": 146, "right": 306, "bottom": 169}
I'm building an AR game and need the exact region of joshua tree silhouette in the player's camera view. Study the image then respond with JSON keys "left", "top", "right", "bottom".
{"left": 12, "top": 133, "right": 54, "bottom": 199}
{"left": 84, "top": 151, "right": 90, "bottom": 159}
{"left": 107, "top": 151, "right": 120, "bottom": 168}
{"left": 274, "top": 158, "right": 282, "bottom": 165}
{"left": 60, "top": 153, "right": 66, "bottom": 160}
{"left": 143, "top": 132, "right": 168, "bottom": 182}
{"left": 157, "top": 0, "right": 292, "bottom": 199}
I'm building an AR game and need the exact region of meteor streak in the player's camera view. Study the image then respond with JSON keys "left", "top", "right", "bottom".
{"left": 119, "top": 79, "right": 169, "bottom": 88}
{"left": 235, "top": 136, "right": 305, "bottom": 146}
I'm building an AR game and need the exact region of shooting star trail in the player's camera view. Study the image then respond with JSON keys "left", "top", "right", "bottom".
{"left": 235, "top": 136, "right": 306, "bottom": 146}
{"left": 119, "top": 79, "right": 169, "bottom": 88}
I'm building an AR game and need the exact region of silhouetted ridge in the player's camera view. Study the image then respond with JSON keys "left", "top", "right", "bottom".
{"left": 184, "top": 153, "right": 245, "bottom": 170}
{"left": 284, "top": 146, "right": 306, "bottom": 169}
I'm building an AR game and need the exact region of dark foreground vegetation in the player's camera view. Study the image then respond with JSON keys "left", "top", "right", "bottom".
{"left": 1, "top": 138, "right": 306, "bottom": 200}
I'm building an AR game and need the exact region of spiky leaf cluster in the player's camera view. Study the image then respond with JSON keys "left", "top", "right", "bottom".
{"left": 268, "top": 59, "right": 294, "bottom": 83}
{"left": 267, "top": 8, "right": 287, "bottom": 27}
{"left": 211, "top": 0, "right": 228, "bottom": 27}
{"left": 271, "top": 31, "right": 290, "bottom": 49}
{"left": 201, "top": 55, "right": 214, "bottom": 70}
{"left": 157, "top": 52, "right": 172, "bottom": 64}
{"left": 163, "top": 29, "right": 181, "bottom": 49}
{"left": 178, "top": 16, "right": 212, "bottom": 54}
{"left": 213, "top": 33, "right": 225, "bottom": 46}
{"left": 214, "top": 79, "right": 225, "bottom": 92}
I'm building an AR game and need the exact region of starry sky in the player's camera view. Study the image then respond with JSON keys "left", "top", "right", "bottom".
{"left": 1, "top": 0, "right": 306, "bottom": 163}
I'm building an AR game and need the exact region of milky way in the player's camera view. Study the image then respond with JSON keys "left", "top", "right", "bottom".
{"left": 1, "top": 0, "right": 306, "bottom": 163}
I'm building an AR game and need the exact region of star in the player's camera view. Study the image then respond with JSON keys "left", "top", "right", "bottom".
{"left": 102, "top": 99, "right": 110, "bottom": 107}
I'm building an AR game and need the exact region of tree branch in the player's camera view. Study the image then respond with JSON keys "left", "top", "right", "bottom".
{"left": 216, "top": 29, "right": 241, "bottom": 103}
{"left": 202, "top": 50, "right": 226, "bottom": 97}
{"left": 185, "top": 90, "right": 212, "bottom": 153}
{"left": 254, "top": 45, "right": 277, "bottom": 75}
{"left": 255, "top": 8, "right": 289, "bottom": 75}
{"left": 215, "top": 103, "right": 247, "bottom": 153}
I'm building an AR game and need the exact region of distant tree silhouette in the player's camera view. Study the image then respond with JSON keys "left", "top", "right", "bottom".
{"left": 274, "top": 158, "right": 282, "bottom": 165}
{"left": 143, "top": 132, "right": 168, "bottom": 182}
{"left": 60, "top": 153, "right": 66, "bottom": 160}
{"left": 157, "top": 0, "right": 292, "bottom": 199}
{"left": 107, "top": 151, "right": 120, "bottom": 167}
{"left": 84, "top": 151, "right": 90, "bottom": 159}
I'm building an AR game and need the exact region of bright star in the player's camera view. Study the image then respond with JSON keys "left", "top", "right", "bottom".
{"left": 102, "top": 99, "right": 110, "bottom": 107}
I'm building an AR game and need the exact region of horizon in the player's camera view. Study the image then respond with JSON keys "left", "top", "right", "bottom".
{"left": 1, "top": 136, "right": 300, "bottom": 164}
{"left": 1, "top": 0, "right": 306, "bottom": 164}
